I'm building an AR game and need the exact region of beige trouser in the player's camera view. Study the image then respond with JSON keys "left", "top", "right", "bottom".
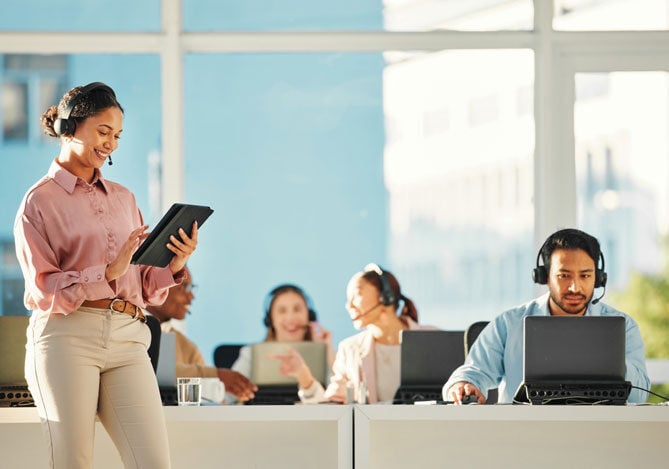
{"left": 25, "top": 307, "right": 171, "bottom": 469}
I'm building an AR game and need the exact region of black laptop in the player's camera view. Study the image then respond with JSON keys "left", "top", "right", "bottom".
{"left": 513, "top": 316, "right": 631, "bottom": 405}
{"left": 393, "top": 330, "right": 465, "bottom": 404}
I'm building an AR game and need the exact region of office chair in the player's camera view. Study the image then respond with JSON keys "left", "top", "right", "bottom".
{"left": 145, "top": 315, "right": 161, "bottom": 372}
{"left": 464, "top": 320, "right": 498, "bottom": 404}
{"left": 464, "top": 321, "right": 489, "bottom": 356}
{"left": 213, "top": 344, "right": 244, "bottom": 369}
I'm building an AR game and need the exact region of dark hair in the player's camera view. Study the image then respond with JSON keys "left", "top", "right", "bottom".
{"left": 360, "top": 268, "right": 419, "bottom": 325}
{"left": 40, "top": 83, "right": 124, "bottom": 137}
{"left": 263, "top": 284, "right": 316, "bottom": 342}
{"left": 540, "top": 228, "right": 601, "bottom": 272}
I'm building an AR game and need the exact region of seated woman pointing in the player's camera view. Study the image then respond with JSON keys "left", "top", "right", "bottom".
{"left": 231, "top": 283, "right": 335, "bottom": 380}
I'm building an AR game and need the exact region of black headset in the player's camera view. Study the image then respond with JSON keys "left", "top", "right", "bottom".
{"left": 532, "top": 231, "right": 608, "bottom": 289}
{"left": 363, "top": 263, "right": 397, "bottom": 306}
{"left": 263, "top": 284, "right": 317, "bottom": 328}
{"left": 54, "top": 82, "right": 115, "bottom": 136}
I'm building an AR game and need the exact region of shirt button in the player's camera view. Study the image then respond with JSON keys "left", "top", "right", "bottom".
{"left": 97, "top": 274, "right": 102, "bottom": 280}
{"left": 84, "top": 277, "right": 89, "bottom": 282}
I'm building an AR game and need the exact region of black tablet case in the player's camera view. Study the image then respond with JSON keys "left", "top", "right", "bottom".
{"left": 131, "top": 203, "right": 213, "bottom": 267}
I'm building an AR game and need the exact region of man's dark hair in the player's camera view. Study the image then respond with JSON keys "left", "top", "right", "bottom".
{"left": 540, "top": 228, "right": 601, "bottom": 271}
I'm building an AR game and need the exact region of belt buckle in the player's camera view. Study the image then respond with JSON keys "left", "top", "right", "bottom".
{"left": 110, "top": 298, "right": 143, "bottom": 322}
{"left": 110, "top": 298, "right": 124, "bottom": 313}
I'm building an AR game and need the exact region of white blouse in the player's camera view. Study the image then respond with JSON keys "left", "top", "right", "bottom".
{"left": 374, "top": 343, "right": 401, "bottom": 403}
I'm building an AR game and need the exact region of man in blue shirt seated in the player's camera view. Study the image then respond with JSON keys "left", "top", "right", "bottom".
{"left": 443, "top": 228, "right": 650, "bottom": 405}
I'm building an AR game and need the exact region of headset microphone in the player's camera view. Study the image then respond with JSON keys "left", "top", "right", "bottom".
{"left": 591, "top": 286, "right": 606, "bottom": 305}
{"left": 108, "top": 155, "right": 113, "bottom": 166}
{"left": 353, "top": 302, "right": 382, "bottom": 321}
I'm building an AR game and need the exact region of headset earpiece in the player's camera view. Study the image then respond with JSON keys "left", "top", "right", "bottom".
{"left": 532, "top": 249, "right": 548, "bottom": 285}
{"left": 364, "top": 263, "right": 397, "bottom": 306}
{"left": 53, "top": 113, "right": 77, "bottom": 137}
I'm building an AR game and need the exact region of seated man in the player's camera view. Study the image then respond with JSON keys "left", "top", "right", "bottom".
{"left": 443, "top": 228, "right": 650, "bottom": 405}
{"left": 146, "top": 267, "right": 257, "bottom": 402}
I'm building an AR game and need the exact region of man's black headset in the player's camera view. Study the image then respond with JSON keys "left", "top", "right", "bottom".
{"left": 54, "top": 82, "right": 115, "bottom": 137}
{"left": 263, "top": 284, "right": 317, "bottom": 328}
{"left": 532, "top": 231, "right": 608, "bottom": 291}
{"left": 363, "top": 263, "right": 397, "bottom": 306}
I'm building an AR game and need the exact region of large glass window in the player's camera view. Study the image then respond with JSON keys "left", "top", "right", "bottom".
{"left": 183, "top": 0, "right": 533, "bottom": 31}
{"left": 183, "top": 50, "right": 534, "bottom": 358}
{"left": 554, "top": 0, "right": 669, "bottom": 31}
{"left": 574, "top": 71, "right": 669, "bottom": 399}
{"left": 183, "top": 52, "right": 387, "bottom": 349}
{"left": 2, "top": 55, "right": 68, "bottom": 144}
{"left": 384, "top": 49, "right": 535, "bottom": 328}
{"left": 575, "top": 72, "right": 668, "bottom": 290}
{"left": 0, "top": 0, "right": 161, "bottom": 31}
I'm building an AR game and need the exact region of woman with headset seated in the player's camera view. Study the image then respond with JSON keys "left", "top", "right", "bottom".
{"left": 231, "top": 284, "right": 335, "bottom": 379}
{"left": 273, "top": 264, "right": 431, "bottom": 404}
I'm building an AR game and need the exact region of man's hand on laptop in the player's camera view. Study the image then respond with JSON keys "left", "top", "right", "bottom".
{"left": 447, "top": 381, "right": 486, "bottom": 405}
{"left": 217, "top": 369, "right": 257, "bottom": 402}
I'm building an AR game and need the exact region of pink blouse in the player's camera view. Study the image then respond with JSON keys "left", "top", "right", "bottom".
{"left": 14, "top": 160, "right": 180, "bottom": 315}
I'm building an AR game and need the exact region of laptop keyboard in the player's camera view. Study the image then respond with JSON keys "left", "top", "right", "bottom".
{"left": 393, "top": 387, "right": 443, "bottom": 404}
{"left": 245, "top": 386, "right": 299, "bottom": 405}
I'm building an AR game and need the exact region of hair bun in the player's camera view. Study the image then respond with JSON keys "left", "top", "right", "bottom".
{"left": 40, "top": 105, "right": 60, "bottom": 138}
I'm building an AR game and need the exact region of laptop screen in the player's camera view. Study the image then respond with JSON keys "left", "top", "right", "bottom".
{"left": 523, "top": 315, "right": 627, "bottom": 382}
{"left": 400, "top": 330, "right": 465, "bottom": 386}
{"left": 250, "top": 342, "right": 327, "bottom": 386}
{"left": 0, "top": 316, "right": 30, "bottom": 386}
{"left": 155, "top": 331, "right": 177, "bottom": 387}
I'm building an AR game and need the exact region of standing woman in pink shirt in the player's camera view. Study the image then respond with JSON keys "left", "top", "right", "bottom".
{"left": 14, "top": 82, "right": 198, "bottom": 469}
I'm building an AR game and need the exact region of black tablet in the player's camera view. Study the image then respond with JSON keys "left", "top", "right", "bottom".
{"left": 131, "top": 203, "right": 214, "bottom": 267}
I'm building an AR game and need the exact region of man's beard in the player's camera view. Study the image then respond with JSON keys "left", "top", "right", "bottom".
{"left": 549, "top": 291, "right": 592, "bottom": 315}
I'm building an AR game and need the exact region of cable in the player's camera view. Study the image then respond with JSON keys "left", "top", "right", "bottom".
{"left": 539, "top": 395, "right": 615, "bottom": 405}
{"left": 630, "top": 385, "right": 669, "bottom": 402}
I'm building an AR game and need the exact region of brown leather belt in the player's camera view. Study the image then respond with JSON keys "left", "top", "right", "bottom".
{"left": 81, "top": 298, "right": 146, "bottom": 323}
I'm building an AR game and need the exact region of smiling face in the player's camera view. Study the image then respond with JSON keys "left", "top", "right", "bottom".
{"left": 345, "top": 274, "right": 384, "bottom": 330}
{"left": 58, "top": 106, "right": 123, "bottom": 181}
{"left": 547, "top": 248, "right": 596, "bottom": 316}
{"left": 269, "top": 291, "right": 311, "bottom": 342}
{"left": 151, "top": 268, "right": 195, "bottom": 322}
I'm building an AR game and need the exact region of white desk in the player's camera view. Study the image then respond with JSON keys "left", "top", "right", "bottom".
{"left": 354, "top": 404, "right": 669, "bottom": 469}
{"left": 5, "top": 404, "right": 668, "bottom": 468}
{"left": 0, "top": 405, "right": 352, "bottom": 469}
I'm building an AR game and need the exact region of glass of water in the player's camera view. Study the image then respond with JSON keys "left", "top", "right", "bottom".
{"left": 177, "top": 377, "right": 202, "bottom": 406}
